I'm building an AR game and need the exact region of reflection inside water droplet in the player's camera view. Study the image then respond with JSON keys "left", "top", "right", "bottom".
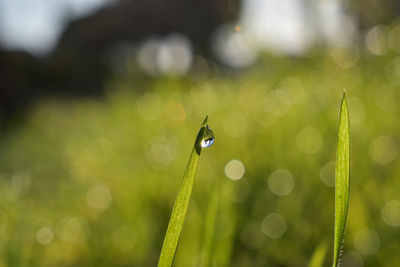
{"left": 201, "top": 138, "right": 214, "bottom": 148}
{"left": 200, "top": 126, "right": 215, "bottom": 148}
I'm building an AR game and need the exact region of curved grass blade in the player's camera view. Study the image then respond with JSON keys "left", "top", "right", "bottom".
{"left": 332, "top": 92, "right": 350, "bottom": 267}
{"left": 158, "top": 116, "right": 214, "bottom": 267}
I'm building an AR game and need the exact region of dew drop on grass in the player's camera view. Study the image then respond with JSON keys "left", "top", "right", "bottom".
{"left": 200, "top": 125, "right": 215, "bottom": 148}
{"left": 201, "top": 138, "right": 214, "bottom": 148}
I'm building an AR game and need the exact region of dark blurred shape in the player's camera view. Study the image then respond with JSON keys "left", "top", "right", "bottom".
{"left": 0, "top": 0, "right": 238, "bottom": 124}
{"left": 347, "top": 0, "right": 400, "bottom": 27}
{"left": 0, "top": 49, "right": 49, "bottom": 122}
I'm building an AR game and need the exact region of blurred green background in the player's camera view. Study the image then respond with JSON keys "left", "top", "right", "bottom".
{"left": 1, "top": 1, "right": 400, "bottom": 267}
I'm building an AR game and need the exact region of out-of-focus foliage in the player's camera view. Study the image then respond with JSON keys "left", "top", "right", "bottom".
{"left": 1, "top": 31, "right": 400, "bottom": 267}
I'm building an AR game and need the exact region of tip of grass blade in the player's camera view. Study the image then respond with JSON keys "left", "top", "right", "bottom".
{"left": 196, "top": 116, "right": 214, "bottom": 154}
{"left": 158, "top": 116, "right": 213, "bottom": 267}
{"left": 341, "top": 92, "right": 348, "bottom": 114}
{"left": 202, "top": 115, "right": 209, "bottom": 127}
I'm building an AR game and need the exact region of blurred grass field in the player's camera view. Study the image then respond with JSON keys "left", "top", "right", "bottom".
{"left": 1, "top": 50, "right": 400, "bottom": 267}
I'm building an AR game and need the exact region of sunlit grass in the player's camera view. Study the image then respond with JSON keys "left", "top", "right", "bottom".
{"left": 157, "top": 116, "right": 214, "bottom": 267}
{"left": 200, "top": 183, "right": 219, "bottom": 267}
{"left": 0, "top": 53, "right": 399, "bottom": 266}
{"left": 332, "top": 92, "right": 350, "bottom": 267}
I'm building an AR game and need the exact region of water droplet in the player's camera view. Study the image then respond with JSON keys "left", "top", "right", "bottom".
{"left": 200, "top": 126, "right": 215, "bottom": 148}
{"left": 201, "top": 138, "right": 214, "bottom": 148}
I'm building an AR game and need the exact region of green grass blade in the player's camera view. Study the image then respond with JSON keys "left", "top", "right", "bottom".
{"left": 158, "top": 116, "right": 214, "bottom": 267}
{"left": 308, "top": 240, "right": 328, "bottom": 267}
{"left": 332, "top": 92, "right": 350, "bottom": 267}
{"left": 200, "top": 183, "right": 219, "bottom": 267}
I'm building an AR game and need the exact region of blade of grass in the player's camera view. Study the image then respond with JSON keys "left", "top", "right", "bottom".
{"left": 158, "top": 116, "right": 214, "bottom": 267}
{"left": 332, "top": 92, "right": 350, "bottom": 267}
{"left": 214, "top": 182, "right": 237, "bottom": 267}
{"left": 200, "top": 182, "right": 219, "bottom": 267}
{"left": 308, "top": 240, "right": 328, "bottom": 267}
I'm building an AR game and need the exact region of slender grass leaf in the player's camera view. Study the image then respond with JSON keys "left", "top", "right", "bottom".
{"left": 214, "top": 182, "right": 237, "bottom": 267}
{"left": 332, "top": 92, "right": 350, "bottom": 267}
{"left": 200, "top": 182, "right": 219, "bottom": 267}
{"left": 308, "top": 240, "right": 328, "bottom": 267}
{"left": 158, "top": 116, "right": 214, "bottom": 267}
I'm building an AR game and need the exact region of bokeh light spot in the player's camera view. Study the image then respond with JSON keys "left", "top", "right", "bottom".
{"left": 225, "top": 159, "right": 245, "bottom": 180}
{"left": 86, "top": 184, "right": 112, "bottom": 212}
{"left": 56, "top": 217, "right": 90, "bottom": 244}
{"left": 261, "top": 213, "right": 287, "bottom": 239}
{"left": 36, "top": 226, "right": 54, "bottom": 245}
{"left": 353, "top": 228, "right": 380, "bottom": 255}
{"left": 320, "top": 161, "right": 335, "bottom": 187}
{"left": 369, "top": 136, "right": 398, "bottom": 164}
{"left": 137, "top": 38, "right": 160, "bottom": 76}
{"left": 137, "top": 34, "right": 192, "bottom": 76}
{"left": 213, "top": 24, "right": 257, "bottom": 68}
{"left": 158, "top": 34, "right": 193, "bottom": 76}
{"left": 145, "top": 137, "right": 174, "bottom": 169}
{"left": 295, "top": 126, "right": 323, "bottom": 154}
{"left": 330, "top": 42, "right": 359, "bottom": 68}
{"left": 165, "top": 101, "right": 186, "bottom": 123}
{"left": 381, "top": 200, "right": 400, "bottom": 227}
{"left": 267, "top": 169, "right": 295, "bottom": 196}
{"left": 366, "top": 25, "right": 387, "bottom": 55}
